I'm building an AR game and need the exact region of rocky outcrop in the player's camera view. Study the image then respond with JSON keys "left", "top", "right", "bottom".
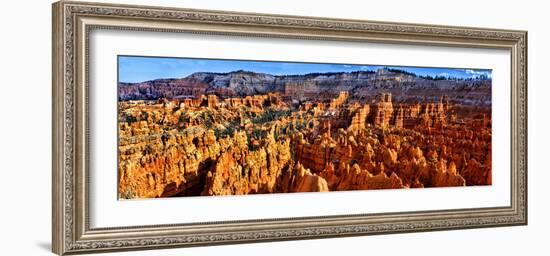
{"left": 279, "top": 162, "right": 329, "bottom": 193}
{"left": 118, "top": 78, "right": 209, "bottom": 101}
{"left": 118, "top": 85, "right": 491, "bottom": 199}
{"left": 200, "top": 133, "right": 293, "bottom": 196}
{"left": 119, "top": 68, "right": 492, "bottom": 106}
{"left": 371, "top": 93, "right": 394, "bottom": 128}
{"left": 319, "top": 163, "right": 405, "bottom": 191}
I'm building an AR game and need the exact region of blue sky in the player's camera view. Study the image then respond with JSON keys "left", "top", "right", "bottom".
{"left": 118, "top": 56, "right": 492, "bottom": 83}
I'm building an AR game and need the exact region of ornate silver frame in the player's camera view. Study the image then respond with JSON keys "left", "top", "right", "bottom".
{"left": 52, "top": 1, "right": 527, "bottom": 255}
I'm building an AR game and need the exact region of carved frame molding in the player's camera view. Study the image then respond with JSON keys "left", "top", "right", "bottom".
{"left": 52, "top": 1, "right": 527, "bottom": 255}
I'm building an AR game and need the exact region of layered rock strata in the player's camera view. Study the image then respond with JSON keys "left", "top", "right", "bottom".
{"left": 118, "top": 90, "right": 491, "bottom": 199}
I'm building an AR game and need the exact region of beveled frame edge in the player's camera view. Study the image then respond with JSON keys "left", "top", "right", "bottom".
{"left": 52, "top": 1, "right": 527, "bottom": 255}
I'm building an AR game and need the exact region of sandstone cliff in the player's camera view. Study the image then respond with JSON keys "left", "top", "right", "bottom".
{"left": 118, "top": 90, "right": 490, "bottom": 199}
{"left": 119, "top": 68, "right": 491, "bottom": 106}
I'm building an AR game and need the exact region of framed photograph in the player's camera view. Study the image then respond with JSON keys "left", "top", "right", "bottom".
{"left": 52, "top": 1, "right": 527, "bottom": 255}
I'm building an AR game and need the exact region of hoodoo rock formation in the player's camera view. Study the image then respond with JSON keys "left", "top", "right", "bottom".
{"left": 118, "top": 68, "right": 491, "bottom": 199}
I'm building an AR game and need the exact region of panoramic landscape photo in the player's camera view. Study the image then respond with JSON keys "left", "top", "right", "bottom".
{"left": 117, "top": 56, "right": 492, "bottom": 199}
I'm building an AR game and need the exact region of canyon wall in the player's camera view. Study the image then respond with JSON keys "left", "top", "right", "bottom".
{"left": 119, "top": 69, "right": 492, "bottom": 106}
{"left": 118, "top": 90, "right": 491, "bottom": 199}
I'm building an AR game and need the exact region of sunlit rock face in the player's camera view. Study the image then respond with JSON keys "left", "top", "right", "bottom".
{"left": 118, "top": 70, "right": 491, "bottom": 199}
